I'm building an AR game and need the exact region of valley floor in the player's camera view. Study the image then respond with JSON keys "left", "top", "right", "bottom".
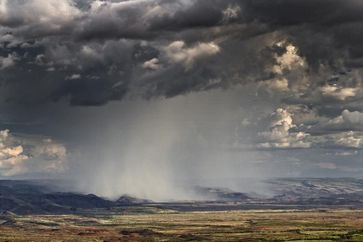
{"left": 1, "top": 209, "right": 363, "bottom": 241}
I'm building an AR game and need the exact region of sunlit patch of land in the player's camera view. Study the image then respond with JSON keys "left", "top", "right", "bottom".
{"left": 1, "top": 209, "right": 363, "bottom": 241}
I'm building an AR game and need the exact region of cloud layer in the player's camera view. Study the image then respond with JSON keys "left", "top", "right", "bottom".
{"left": 0, "top": 0, "right": 362, "bottom": 105}
{"left": 1, "top": 0, "right": 363, "bottom": 196}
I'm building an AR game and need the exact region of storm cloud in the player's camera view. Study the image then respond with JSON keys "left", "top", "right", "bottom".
{"left": 0, "top": 0, "right": 361, "bottom": 105}
{"left": 1, "top": 0, "right": 363, "bottom": 200}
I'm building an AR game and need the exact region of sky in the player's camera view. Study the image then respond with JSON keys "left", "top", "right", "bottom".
{"left": 1, "top": 0, "right": 363, "bottom": 200}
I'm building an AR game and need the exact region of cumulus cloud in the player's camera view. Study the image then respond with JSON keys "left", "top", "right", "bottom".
{"left": 340, "top": 110, "right": 363, "bottom": 125}
{"left": 257, "top": 105, "right": 363, "bottom": 150}
{"left": 221, "top": 4, "right": 241, "bottom": 23}
{"left": 335, "top": 131, "right": 363, "bottom": 148}
{"left": 164, "top": 41, "right": 220, "bottom": 69}
{"left": 0, "top": 129, "right": 67, "bottom": 176}
{"left": 320, "top": 85, "right": 359, "bottom": 101}
{"left": 0, "top": 53, "right": 17, "bottom": 69}
{"left": 318, "top": 131, "right": 363, "bottom": 149}
{"left": 143, "top": 58, "right": 161, "bottom": 70}
{"left": 0, "top": 130, "right": 28, "bottom": 176}
{"left": 260, "top": 78, "right": 289, "bottom": 93}
{"left": 258, "top": 108, "right": 311, "bottom": 149}
{"left": 259, "top": 42, "right": 310, "bottom": 95}
{"left": 272, "top": 43, "right": 306, "bottom": 75}
{"left": 329, "top": 110, "right": 363, "bottom": 127}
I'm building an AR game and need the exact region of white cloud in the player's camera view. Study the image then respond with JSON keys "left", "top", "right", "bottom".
{"left": 257, "top": 104, "right": 363, "bottom": 151}
{"left": 89, "top": 0, "right": 150, "bottom": 13}
{"left": 143, "top": 58, "right": 161, "bottom": 70}
{"left": 342, "top": 110, "right": 363, "bottom": 125}
{"left": 0, "top": 129, "right": 67, "bottom": 176}
{"left": 334, "top": 131, "right": 363, "bottom": 149}
{"left": 164, "top": 41, "right": 220, "bottom": 69}
{"left": 31, "top": 138, "right": 67, "bottom": 172}
{"left": 0, "top": 130, "right": 28, "bottom": 176}
{"left": 320, "top": 85, "right": 359, "bottom": 101}
{"left": 222, "top": 4, "right": 241, "bottom": 23}
{"left": 66, "top": 74, "right": 81, "bottom": 80}
{"left": 89, "top": 0, "right": 106, "bottom": 12}
{"left": 0, "top": 0, "right": 80, "bottom": 31}
{"left": 0, "top": 53, "right": 17, "bottom": 69}
{"left": 88, "top": 0, "right": 191, "bottom": 26}
{"left": 329, "top": 109, "right": 363, "bottom": 126}
{"left": 272, "top": 43, "right": 306, "bottom": 75}
{"left": 310, "top": 131, "right": 363, "bottom": 149}
{"left": 260, "top": 77, "right": 289, "bottom": 93}
{"left": 264, "top": 42, "right": 309, "bottom": 94}
{"left": 258, "top": 108, "right": 311, "bottom": 149}
{"left": 0, "top": 33, "right": 22, "bottom": 48}
{"left": 286, "top": 105, "right": 322, "bottom": 126}
{"left": 269, "top": 108, "right": 295, "bottom": 138}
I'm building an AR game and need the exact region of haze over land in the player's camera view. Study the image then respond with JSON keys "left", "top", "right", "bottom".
{"left": 1, "top": 0, "right": 363, "bottom": 200}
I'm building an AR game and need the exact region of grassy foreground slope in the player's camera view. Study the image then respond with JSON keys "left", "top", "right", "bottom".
{"left": 1, "top": 209, "right": 363, "bottom": 241}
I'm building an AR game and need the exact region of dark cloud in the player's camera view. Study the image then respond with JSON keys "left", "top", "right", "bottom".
{"left": 0, "top": 0, "right": 362, "bottom": 106}
{"left": 1, "top": 0, "right": 363, "bottom": 187}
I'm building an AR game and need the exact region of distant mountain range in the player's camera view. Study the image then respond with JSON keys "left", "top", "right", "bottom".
{"left": 0, "top": 180, "right": 113, "bottom": 214}
{"left": 1, "top": 178, "right": 363, "bottom": 214}
{"left": 265, "top": 178, "right": 363, "bottom": 206}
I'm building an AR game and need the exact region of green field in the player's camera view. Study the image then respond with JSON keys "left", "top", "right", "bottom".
{"left": 1, "top": 209, "right": 363, "bottom": 241}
